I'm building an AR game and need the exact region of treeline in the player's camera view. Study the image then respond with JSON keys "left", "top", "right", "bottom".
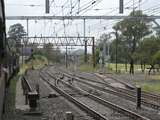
{"left": 7, "top": 23, "right": 64, "bottom": 64}
{"left": 97, "top": 10, "right": 160, "bottom": 74}
{"left": 32, "top": 43, "right": 64, "bottom": 64}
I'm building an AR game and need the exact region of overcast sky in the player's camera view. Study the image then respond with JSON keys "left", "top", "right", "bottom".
{"left": 4, "top": 0, "right": 160, "bottom": 52}
{"left": 5, "top": 0, "right": 160, "bottom": 37}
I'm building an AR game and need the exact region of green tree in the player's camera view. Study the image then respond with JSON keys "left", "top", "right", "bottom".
{"left": 137, "top": 36, "right": 160, "bottom": 74}
{"left": 113, "top": 10, "right": 152, "bottom": 74}
{"left": 8, "top": 23, "right": 26, "bottom": 42}
{"left": 110, "top": 35, "right": 130, "bottom": 72}
{"left": 42, "top": 43, "right": 63, "bottom": 63}
{"left": 8, "top": 23, "right": 26, "bottom": 54}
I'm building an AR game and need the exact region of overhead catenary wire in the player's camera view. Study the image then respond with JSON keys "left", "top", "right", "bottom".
{"left": 55, "top": 0, "right": 104, "bottom": 35}
{"left": 143, "top": 4, "right": 160, "bottom": 15}
{"left": 51, "top": 1, "right": 104, "bottom": 33}
{"left": 15, "top": 0, "right": 159, "bottom": 38}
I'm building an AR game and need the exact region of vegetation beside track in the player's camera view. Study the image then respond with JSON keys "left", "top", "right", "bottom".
{"left": 78, "top": 64, "right": 100, "bottom": 72}
{"left": 2, "top": 75, "right": 19, "bottom": 120}
{"left": 141, "top": 82, "right": 160, "bottom": 93}
{"left": 77, "top": 63, "right": 160, "bottom": 93}
{"left": 136, "top": 75, "right": 160, "bottom": 93}
{"left": 107, "top": 63, "right": 150, "bottom": 73}
{"left": 20, "top": 54, "right": 48, "bottom": 74}
{"left": 77, "top": 63, "right": 152, "bottom": 74}
{"left": 7, "top": 76, "right": 18, "bottom": 112}
{"left": 3, "top": 54, "right": 48, "bottom": 119}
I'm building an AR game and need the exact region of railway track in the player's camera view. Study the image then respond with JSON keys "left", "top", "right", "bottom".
{"left": 57, "top": 68, "right": 160, "bottom": 103}
{"left": 40, "top": 72, "right": 109, "bottom": 120}
{"left": 41, "top": 69, "right": 151, "bottom": 120}
{"left": 54, "top": 68, "right": 160, "bottom": 110}
{"left": 94, "top": 73, "right": 160, "bottom": 104}
{"left": 95, "top": 73, "right": 135, "bottom": 89}
{"left": 101, "top": 73, "right": 160, "bottom": 98}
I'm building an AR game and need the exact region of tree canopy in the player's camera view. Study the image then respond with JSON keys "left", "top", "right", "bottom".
{"left": 7, "top": 23, "right": 27, "bottom": 55}
{"left": 113, "top": 10, "right": 152, "bottom": 74}
{"left": 8, "top": 23, "right": 26, "bottom": 39}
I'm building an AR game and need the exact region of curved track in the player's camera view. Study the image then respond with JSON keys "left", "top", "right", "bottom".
{"left": 56, "top": 69, "right": 160, "bottom": 111}
{"left": 40, "top": 68, "right": 151, "bottom": 120}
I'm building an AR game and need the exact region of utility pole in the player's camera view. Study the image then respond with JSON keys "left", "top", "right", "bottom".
{"left": 21, "top": 43, "right": 23, "bottom": 66}
{"left": 24, "top": 19, "right": 29, "bottom": 64}
{"left": 102, "top": 38, "right": 107, "bottom": 68}
{"left": 78, "top": 0, "right": 80, "bottom": 14}
{"left": 102, "top": 34, "right": 111, "bottom": 71}
{"left": 70, "top": 0, "right": 73, "bottom": 15}
{"left": 92, "top": 37, "right": 96, "bottom": 68}
{"left": 115, "top": 30, "right": 118, "bottom": 73}
{"left": 65, "top": 46, "right": 68, "bottom": 68}
{"left": 27, "top": 19, "right": 29, "bottom": 37}
{"left": 84, "top": 19, "right": 87, "bottom": 63}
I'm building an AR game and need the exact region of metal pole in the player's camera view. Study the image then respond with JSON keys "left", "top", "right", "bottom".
{"left": 84, "top": 19, "right": 87, "bottom": 63}
{"left": 65, "top": 46, "right": 68, "bottom": 68}
{"left": 21, "top": 44, "right": 23, "bottom": 66}
{"left": 102, "top": 38, "right": 107, "bottom": 68}
{"left": 92, "top": 37, "right": 96, "bottom": 68}
{"left": 108, "top": 42, "right": 110, "bottom": 57}
{"left": 107, "top": 41, "right": 110, "bottom": 70}
{"left": 115, "top": 30, "right": 118, "bottom": 73}
{"left": 24, "top": 19, "right": 29, "bottom": 63}
{"left": 27, "top": 19, "right": 29, "bottom": 36}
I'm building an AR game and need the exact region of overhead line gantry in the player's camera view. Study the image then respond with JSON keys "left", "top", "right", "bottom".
{"left": 6, "top": 15, "right": 160, "bottom": 64}
{"left": 6, "top": 15, "right": 160, "bottom": 20}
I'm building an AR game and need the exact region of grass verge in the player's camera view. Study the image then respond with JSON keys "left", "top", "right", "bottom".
{"left": 107, "top": 63, "right": 150, "bottom": 73}
{"left": 2, "top": 75, "right": 19, "bottom": 120}
{"left": 140, "top": 83, "right": 160, "bottom": 93}
{"left": 19, "top": 55, "right": 48, "bottom": 75}
{"left": 78, "top": 64, "right": 100, "bottom": 72}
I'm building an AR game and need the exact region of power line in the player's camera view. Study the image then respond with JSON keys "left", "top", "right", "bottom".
{"left": 54, "top": 0, "right": 104, "bottom": 34}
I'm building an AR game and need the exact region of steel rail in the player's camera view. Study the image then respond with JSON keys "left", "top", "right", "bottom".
{"left": 68, "top": 71, "right": 160, "bottom": 102}
{"left": 39, "top": 72, "right": 108, "bottom": 120}
{"left": 95, "top": 73, "right": 160, "bottom": 103}
{"left": 22, "top": 76, "right": 33, "bottom": 92}
{"left": 95, "top": 73, "right": 135, "bottom": 89}
{"left": 56, "top": 70, "right": 160, "bottom": 110}
{"left": 46, "top": 71, "right": 150, "bottom": 120}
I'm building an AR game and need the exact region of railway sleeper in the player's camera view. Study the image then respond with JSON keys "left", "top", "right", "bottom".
{"left": 40, "top": 74, "right": 108, "bottom": 120}
{"left": 57, "top": 78, "right": 150, "bottom": 120}
{"left": 60, "top": 72, "right": 160, "bottom": 111}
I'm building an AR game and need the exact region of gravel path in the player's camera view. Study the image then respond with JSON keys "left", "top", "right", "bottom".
{"left": 3, "top": 68, "right": 95, "bottom": 120}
